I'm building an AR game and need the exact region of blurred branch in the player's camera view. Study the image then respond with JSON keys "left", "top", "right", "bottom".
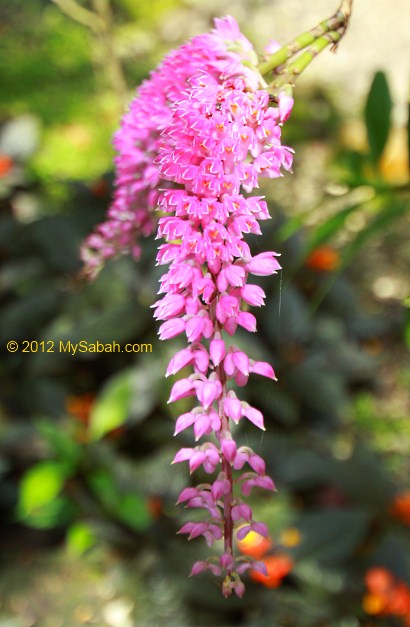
{"left": 91, "top": 0, "right": 128, "bottom": 107}
{"left": 51, "top": 0, "right": 104, "bottom": 34}
{"left": 51, "top": 0, "right": 128, "bottom": 109}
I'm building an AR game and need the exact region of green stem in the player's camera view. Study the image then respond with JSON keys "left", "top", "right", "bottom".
{"left": 258, "top": 0, "right": 353, "bottom": 80}
{"left": 272, "top": 31, "right": 342, "bottom": 90}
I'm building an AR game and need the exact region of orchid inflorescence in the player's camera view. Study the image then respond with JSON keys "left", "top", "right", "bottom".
{"left": 82, "top": 3, "right": 353, "bottom": 597}
{"left": 152, "top": 21, "right": 293, "bottom": 597}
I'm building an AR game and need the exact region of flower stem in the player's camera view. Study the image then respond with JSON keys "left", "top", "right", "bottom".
{"left": 210, "top": 299, "right": 234, "bottom": 567}
{"left": 258, "top": 0, "right": 353, "bottom": 80}
{"left": 271, "top": 31, "right": 342, "bottom": 91}
{"left": 218, "top": 367, "right": 234, "bottom": 563}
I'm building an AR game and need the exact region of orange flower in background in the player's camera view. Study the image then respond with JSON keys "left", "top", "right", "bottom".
{"left": 146, "top": 495, "right": 163, "bottom": 519}
{"left": 0, "top": 154, "right": 13, "bottom": 177}
{"left": 66, "top": 393, "right": 96, "bottom": 425}
{"left": 236, "top": 529, "right": 272, "bottom": 560}
{"left": 365, "top": 567, "right": 395, "bottom": 595}
{"left": 250, "top": 554, "right": 293, "bottom": 589}
{"left": 390, "top": 491, "right": 410, "bottom": 525}
{"left": 363, "top": 567, "right": 410, "bottom": 622}
{"left": 306, "top": 245, "right": 340, "bottom": 272}
{"left": 279, "top": 527, "right": 302, "bottom": 548}
{"left": 90, "top": 178, "right": 109, "bottom": 197}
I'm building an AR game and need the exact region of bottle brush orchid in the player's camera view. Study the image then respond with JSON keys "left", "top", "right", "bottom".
{"left": 83, "top": 1, "right": 353, "bottom": 597}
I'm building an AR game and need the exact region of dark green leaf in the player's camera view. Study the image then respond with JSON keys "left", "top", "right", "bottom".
{"left": 292, "top": 509, "right": 370, "bottom": 565}
{"left": 365, "top": 71, "right": 392, "bottom": 164}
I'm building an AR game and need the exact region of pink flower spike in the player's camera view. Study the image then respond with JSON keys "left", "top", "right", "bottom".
{"left": 265, "top": 39, "right": 281, "bottom": 54}
{"left": 224, "top": 395, "right": 243, "bottom": 423}
{"left": 232, "top": 351, "right": 249, "bottom": 376}
{"left": 177, "top": 487, "right": 199, "bottom": 504}
{"left": 153, "top": 293, "right": 185, "bottom": 320}
{"left": 172, "top": 448, "right": 194, "bottom": 464}
{"left": 223, "top": 352, "right": 235, "bottom": 377}
{"left": 210, "top": 338, "right": 226, "bottom": 366}
{"left": 188, "top": 521, "right": 208, "bottom": 539}
{"left": 220, "top": 552, "right": 234, "bottom": 571}
{"left": 174, "top": 411, "right": 196, "bottom": 435}
{"left": 251, "top": 521, "right": 269, "bottom": 538}
{"left": 166, "top": 348, "right": 193, "bottom": 376}
{"left": 190, "top": 561, "right": 209, "bottom": 576}
{"left": 237, "top": 311, "right": 257, "bottom": 332}
{"left": 158, "top": 318, "right": 186, "bottom": 340}
{"left": 193, "top": 347, "right": 210, "bottom": 373}
{"left": 236, "top": 524, "right": 252, "bottom": 541}
{"left": 211, "top": 477, "right": 230, "bottom": 500}
{"left": 241, "top": 475, "right": 275, "bottom": 496}
{"left": 248, "top": 561, "right": 268, "bottom": 576}
{"left": 221, "top": 438, "right": 237, "bottom": 463}
{"left": 248, "top": 453, "right": 266, "bottom": 475}
{"left": 245, "top": 251, "right": 281, "bottom": 276}
{"left": 236, "top": 562, "right": 253, "bottom": 575}
{"left": 249, "top": 360, "right": 277, "bottom": 380}
{"left": 189, "top": 450, "right": 207, "bottom": 473}
{"left": 232, "top": 448, "right": 249, "bottom": 470}
{"left": 142, "top": 18, "right": 295, "bottom": 594}
{"left": 203, "top": 444, "right": 220, "bottom": 473}
{"left": 196, "top": 379, "right": 222, "bottom": 409}
{"left": 235, "top": 371, "right": 249, "bottom": 387}
{"left": 168, "top": 378, "right": 196, "bottom": 403}
{"left": 194, "top": 414, "right": 211, "bottom": 440}
{"left": 279, "top": 92, "right": 294, "bottom": 123}
{"left": 231, "top": 502, "right": 252, "bottom": 522}
{"left": 208, "top": 563, "right": 223, "bottom": 576}
{"left": 241, "top": 284, "right": 266, "bottom": 307}
{"left": 186, "top": 316, "right": 206, "bottom": 343}
{"left": 243, "top": 405, "right": 265, "bottom": 430}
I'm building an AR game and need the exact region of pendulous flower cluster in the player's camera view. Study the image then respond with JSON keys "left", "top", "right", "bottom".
{"left": 81, "top": 17, "right": 262, "bottom": 278}
{"left": 152, "top": 26, "right": 294, "bottom": 597}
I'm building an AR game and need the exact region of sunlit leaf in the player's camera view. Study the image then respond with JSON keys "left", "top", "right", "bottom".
{"left": 66, "top": 521, "right": 96, "bottom": 555}
{"left": 19, "top": 461, "right": 68, "bottom": 515}
{"left": 89, "top": 370, "right": 134, "bottom": 440}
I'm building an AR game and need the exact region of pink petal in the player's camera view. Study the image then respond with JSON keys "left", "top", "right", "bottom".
{"left": 166, "top": 348, "right": 193, "bottom": 376}
{"left": 174, "top": 412, "right": 196, "bottom": 435}
{"left": 250, "top": 360, "right": 277, "bottom": 380}
{"left": 210, "top": 339, "right": 226, "bottom": 366}
{"left": 243, "top": 406, "right": 265, "bottom": 430}
{"left": 172, "top": 448, "right": 193, "bottom": 464}
{"left": 158, "top": 317, "right": 186, "bottom": 340}
{"left": 237, "top": 311, "right": 257, "bottom": 332}
{"left": 221, "top": 438, "right": 237, "bottom": 463}
{"left": 232, "top": 351, "right": 249, "bottom": 376}
{"left": 168, "top": 378, "right": 196, "bottom": 403}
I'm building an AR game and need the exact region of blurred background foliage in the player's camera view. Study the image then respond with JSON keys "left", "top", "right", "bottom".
{"left": 0, "top": 1, "right": 409, "bottom": 626}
